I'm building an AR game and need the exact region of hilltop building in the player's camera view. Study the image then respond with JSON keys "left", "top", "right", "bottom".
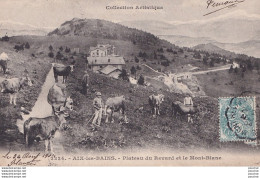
{"left": 90, "top": 44, "right": 115, "bottom": 57}
{"left": 88, "top": 44, "right": 125, "bottom": 73}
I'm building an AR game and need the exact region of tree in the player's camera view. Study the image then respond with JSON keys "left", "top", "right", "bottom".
{"left": 59, "top": 46, "right": 63, "bottom": 51}
{"left": 254, "top": 61, "right": 259, "bottom": 71}
{"left": 209, "top": 59, "right": 215, "bottom": 67}
{"left": 234, "top": 67, "right": 238, "bottom": 73}
{"left": 1, "top": 34, "right": 9, "bottom": 41}
{"left": 166, "top": 48, "right": 173, "bottom": 52}
{"left": 229, "top": 65, "right": 233, "bottom": 73}
{"left": 138, "top": 74, "right": 145, "bottom": 85}
{"left": 56, "top": 51, "right": 63, "bottom": 60}
{"left": 49, "top": 45, "right": 53, "bottom": 51}
{"left": 135, "top": 56, "right": 139, "bottom": 63}
{"left": 65, "top": 47, "right": 71, "bottom": 53}
{"left": 48, "top": 51, "right": 54, "bottom": 58}
{"left": 130, "top": 66, "right": 137, "bottom": 78}
{"left": 157, "top": 48, "right": 164, "bottom": 53}
{"left": 153, "top": 51, "right": 157, "bottom": 59}
{"left": 203, "top": 56, "right": 208, "bottom": 65}
{"left": 246, "top": 60, "right": 253, "bottom": 71}
{"left": 161, "top": 59, "right": 170, "bottom": 67}
{"left": 119, "top": 69, "right": 129, "bottom": 81}
{"left": 14, "top": 44, "right": 24, "bottom": 51}
{"left": 136, "top": 65, "right": 142, "bottom": 70}
{"left": 25, "top": 42, "right": 30, "bottom": 49}
{"left": 178, "top": 48, "right": 184, "bottom": 53}
{"left": 193, "top": 52, "right": 201, "bottom": 59}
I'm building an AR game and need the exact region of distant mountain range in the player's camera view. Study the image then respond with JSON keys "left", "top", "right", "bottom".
{"left": 158, "top": 35, "right": 260, "bottom": 58}
{"left": 192, "top": 43, "right": 235, "bottom": 56}
{"left": 120, "top": 17, "right": 260, "bottom": 43}
{"left": 120, "top": 16, "right": 260, "bottom": 58}
{"left": 0, "top": 21, "right": 53, "bottom": 36}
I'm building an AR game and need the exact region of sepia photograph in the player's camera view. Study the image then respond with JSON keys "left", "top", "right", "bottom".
{"left": 0, "top": 0, "right": 259, "bottom": 166}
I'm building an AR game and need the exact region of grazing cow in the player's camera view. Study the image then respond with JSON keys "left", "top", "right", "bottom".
{"left": 47, "top": 83, "right": 73, "bottom": 115}
{"left": 171, "top": 101, "right": 199, "bottom": 123}
{"left": 23, "top": 108, "right": 68, "bottom": 152}
{"left": 0, "top": 60, "right": 7, "bottom": 74}
{"left": 0, "top": 52, "right": 9, "bottom": 74}
{"left": 0, "top": 76, "right": 32, "bottom": 105}
{"left": 104, "top": 95, "right": 128, "bottom": 123}
{"left": 53, "top": 63, "right": 74, "bottom": 83}
{"left": 148, "top": 94, "right": 164, "bottom": 117}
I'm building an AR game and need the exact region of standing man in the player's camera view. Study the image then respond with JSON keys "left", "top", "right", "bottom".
{"left": 82, "top": 70, "right": 89, "bottom": 95}
{"left": 92, "top": 92, "right": 103, "bottom": 127}
{"left": 184, "top": 94, "right": 194, "bottom": 123}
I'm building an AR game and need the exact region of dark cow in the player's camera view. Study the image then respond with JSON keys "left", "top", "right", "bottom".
{"left": 52, "top": 63, "right": 74, "bottom": 83}
{"left": 24, "top": 108, "right": 68, "bottom": 153}
{"left": 47, "top": 83, "right": 73, "bottom": 115}
{"left": 104, "top": 95, "right": 128, "bottom": 123}
{"left": 0, "top": 60, "right": 7, "bottom": 74}
{"left": 171, "top": 101, "right": 199, "bottom": 123}
{"left": 0, "top": 76, "right": 32, "bottom": 105}
{"left": 148, "top": 94, "right": 164, "bottom": 117}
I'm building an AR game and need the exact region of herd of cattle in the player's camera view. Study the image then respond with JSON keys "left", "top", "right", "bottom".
{"left": 0, "top": 60, "right": 199, "bottom": 152}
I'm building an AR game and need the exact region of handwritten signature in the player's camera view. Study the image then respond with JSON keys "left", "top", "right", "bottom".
{"left": 204, "top": 0, "right": 245, "bottom": 16}
{"left": 2, "top": 150, "right": 57, "bottom": 166}
{"left": 2, "top": 150, "right": 41, "bottom": 166}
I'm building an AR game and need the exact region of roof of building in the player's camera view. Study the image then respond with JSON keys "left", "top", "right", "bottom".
{"left": 99, "top": 65, "right": 121, "bottom": 75}
{"left": 108, "top": 70, "right": 121, "bottom": 79}
{"left": 90, "top": 46, "right": 107, "bottom": 52}
{"left": 88, "top": 56, "right": 125, "bottom": 65}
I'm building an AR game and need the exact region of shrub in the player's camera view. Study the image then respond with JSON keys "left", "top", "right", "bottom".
{"left": 48, "top": 52, "right": 54, "bottom": 58}
{"left": 56, "top": 51, "right": 63, "bottom": 60}
{"left": 49, "top": 45, "right": 53, "bottom": 51}
{"left": 25, "top": 42, "right": 30, "bottom": 49}
{"left": 138, "top": 75, "right": 145, "bottom": 85}
{"left": 130, "top": 66, "right": 136, "bottom": 75}
{"left": 119, "top": 69, "right": 129, "bottom": 81}
{"left": 59, "top": 46, "right": 63, "bottom": 51}
{"left": 135, "top": 57, "right": 139, "bottom": 63}
{"left": 136, "top": 65, "right": 142, "bottom": 70}
{"left": 65, "top": 47, "right": 71, "bottom": 53}
{"left": 1, "top": 35, "right": 9, "bottom": 41}
{"left": 161, "top": 59, "right": 170, "bottom": 67}
{"left": 14, "top": 44, "right": 24, "bottom": 51}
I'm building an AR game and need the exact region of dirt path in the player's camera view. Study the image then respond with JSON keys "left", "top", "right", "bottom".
{"left": 141, "top": 64, "right": 165, "bottom": 75}
{"left": 17, "top": 65, "right": 66, "bottom": 153}
{"left": 191, "top": 64, "right": 231, "bottom": 75}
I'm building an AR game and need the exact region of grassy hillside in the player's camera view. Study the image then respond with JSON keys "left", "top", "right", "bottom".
{"left": 0, "top": 40, "right": 51, "bottom": 149}
{"left": 56, "top": 53, "right": 260, "bottom": 153}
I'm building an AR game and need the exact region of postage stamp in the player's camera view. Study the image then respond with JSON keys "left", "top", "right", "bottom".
{"left": 219, "top": 97, "right": 257, "bottom": 142}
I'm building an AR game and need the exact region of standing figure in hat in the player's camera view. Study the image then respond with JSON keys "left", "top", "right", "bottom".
{"left": 92, "top": 92, "right": 103, "bottom": 127}
{"left": 82, "top": 70, "right": 89, "bottom": 95}
{"left": 183, "top": 94, "right": 194, "bottom": 123}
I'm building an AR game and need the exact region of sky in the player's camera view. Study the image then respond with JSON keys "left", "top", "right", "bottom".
{"left": 0, "top": 0, "right": 259, "bottom": 28}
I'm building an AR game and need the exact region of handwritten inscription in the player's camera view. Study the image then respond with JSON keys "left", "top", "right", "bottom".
{"left": 3, "top": 151, "right": 41, "bottom": 166}
{"left": 204, "top": 0, "right": 245, "bottom": 16}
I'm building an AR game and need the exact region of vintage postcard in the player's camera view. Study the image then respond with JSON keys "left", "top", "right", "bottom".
{"left": 0, "top": 0, "right": 259, "bottom": 166}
